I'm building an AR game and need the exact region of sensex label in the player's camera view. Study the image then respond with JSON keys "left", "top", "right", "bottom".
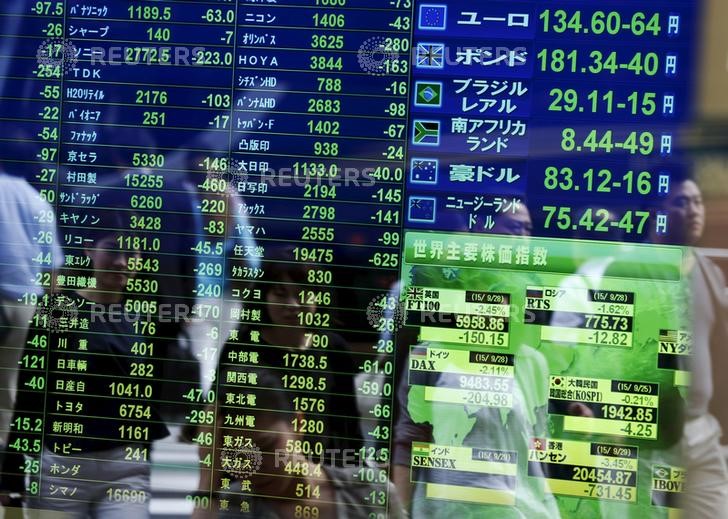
{"left": 411, "top": 442, "right": 518, "bottom": 506}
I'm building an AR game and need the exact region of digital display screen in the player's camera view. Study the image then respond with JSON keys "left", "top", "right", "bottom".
{"left": 0, "top": 1, "right": 726, "bottom": 518}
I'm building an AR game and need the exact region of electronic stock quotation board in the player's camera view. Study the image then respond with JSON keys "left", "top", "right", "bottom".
{"left": 0, "top": 0, "right": 700, "bottom": 518}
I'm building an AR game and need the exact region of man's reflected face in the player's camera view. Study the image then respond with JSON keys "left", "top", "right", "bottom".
{"left": 85, "top": 234, "right": 140, "bottom": 292}
{"left": 266, "top": 275, "right": 315, "bottom": 327}
{"left": 664, "top": 179, "right": 705, "bottom": 245}
{"left": 492, "top": 203, "right": 532, "bottom": 237}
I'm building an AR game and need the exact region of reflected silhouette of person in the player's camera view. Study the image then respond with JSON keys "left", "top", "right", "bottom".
{"left": 0, "top": 172, "right": 62, "bottom": 515}
{"left": 193, "top": 252, "right": 367, "bottom": 516}
{"left": 391, "top": 202, "right": 561, "bottom": 518}
{"left": 192, "top": 368, "right": 405, "bottom": 519}
{"left": 0, "top": 173, "right": 63, "bottom": 456}
{"left": 1, "top": 213, "right": 169, "bottom": 518}
{"left": 219, "top": 253, "right": 364, "bottom": 457}
{"left": 649, "top": 176, "right": 728, "bottom": 517}
{"left": 492, "top": 201, "right": 533, "bottom": 237}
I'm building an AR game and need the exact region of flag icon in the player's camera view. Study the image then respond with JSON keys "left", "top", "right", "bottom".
{"left": 659, "top": 329, "right": 678, "bottom": 343}
{"left": 526, "top": 288, "right": 544, "bottom": 299}
{"left": 653, "top": 466, "right": 671, "bottom": 480}
{"left": 410, "top": 346, "right": 428, "bottom": 358}
{"left": 412, "top": 442, "right": 430, "bottom": 457}
{"left": 414, "top": 81, "right": 443, "bottom": 108}
{"left": 408, "top": 196, "right": 436, "bottom": 223}
{"left": 412, "top": 120, "right": 440, "bottom": 146}
{"left": 416, "top": 43, "right": 445, "bottom": 69}
{"left": 406, "top": 286, "right": 424, "bottom": 300}
{"left": 531, "top": 438, "right": 546, "bottom": 451}
{"left": 418, "top": 4, "right": 447, "bottom": 31}
{"left": 410, "top": 158, "right": 438, "bottom": 184}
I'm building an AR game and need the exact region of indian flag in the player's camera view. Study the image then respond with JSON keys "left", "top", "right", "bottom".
{"left": 412, "top": 442, "right": 430, "bottom": 458}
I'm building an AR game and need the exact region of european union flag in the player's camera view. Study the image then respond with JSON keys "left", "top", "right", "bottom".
{"left": 419, "top": 4, "right": 447, "bottom": 31}
{"left": 410, "top": 158, "right": 438, "bottom": 184}
{"left": 408, "top": 196, "right": 436, "bottom": 223}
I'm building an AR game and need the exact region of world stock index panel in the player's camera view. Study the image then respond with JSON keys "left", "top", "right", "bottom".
{"left": 0, "top": 0, "right": 698, "bottom": 518}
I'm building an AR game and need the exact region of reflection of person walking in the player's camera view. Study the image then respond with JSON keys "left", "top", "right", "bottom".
{"left": 0, "top": 172, "right": 62, "bottom": 455}
{"left": 650, "top": 177, "right": 728, "bottom": 517}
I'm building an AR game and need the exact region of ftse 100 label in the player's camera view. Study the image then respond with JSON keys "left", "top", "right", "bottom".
{"left": 549, "top": 376, "right": 658, "bottom": 439}
{"left": 406, "top": 287, "right": 510, "bottom": 347}
{"left": 411, "top": 442, "right": 517, "bottom": 506}
{"left": 525, "top": 286, "right": 634, "bottom": 348}
{"left": 409, "top": 346, "right": 514, "bottom": 408}
{"left": 528, "top": 438, "right": 638, "bottom": 502}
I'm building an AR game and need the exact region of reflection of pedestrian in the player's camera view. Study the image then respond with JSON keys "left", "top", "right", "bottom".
{"left": 0, "top": 172, "right": 62, "bottom": 456}
{"left": 491, "top": 201, "right": 532, "bottom": 237}
{"left": 220, "top": 254, "right": 363, "bottom": 456}
{"left": 185, "top": 166, "right": 258, "bottom": 396}
{"left": 649, "top": 177, "right": 728, "bottom": 517}
{"left": 1, "top": 216, "right": 168, "bottom": 517}
{"left": 91, "top": 171, "right": 204, "bottom": 426}
{"left": 192, "top": 368, "right": 405, "bottom": 519}
{"left": 392, "top": 343, "right": 559, "bottom": 518}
